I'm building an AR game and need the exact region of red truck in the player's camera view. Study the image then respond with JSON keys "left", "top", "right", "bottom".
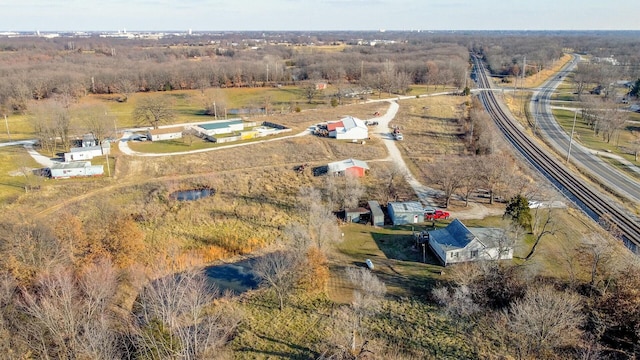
{"left": 425, "top": 209, "right": 450, "bottom": 220}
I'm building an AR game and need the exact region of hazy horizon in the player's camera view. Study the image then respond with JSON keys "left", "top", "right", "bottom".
{"left": 0, "top": 0, "right": 637, "bottom": 32}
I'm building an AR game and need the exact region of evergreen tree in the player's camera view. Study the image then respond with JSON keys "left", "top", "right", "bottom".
{"left": 503, "top": 194, "right": 532, "bottom": 230}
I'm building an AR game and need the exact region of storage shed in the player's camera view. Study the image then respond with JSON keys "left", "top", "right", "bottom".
{"left": 367, "top": 200, "right": 385, "bottom": 227}
{"left": 147, "top": 127, "right": 184, "bottom": 141}
{"left": 50, "top": 161, "right": 104, "bottom": 179}
{"left": 344, "top": 207, "right": 370, "bottom": 223}
{"left": 327, "top": 158, "right": 369, "bottom": 177}
{"left": 387, "top": 201, "right": 425, "bottom": 225}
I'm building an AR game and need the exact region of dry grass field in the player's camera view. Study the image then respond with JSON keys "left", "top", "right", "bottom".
{"left": 1, "top": 83, "right": 629, "bottom": 358}
{"left": 493, "top": 53, "right": 573, "bottom": 90}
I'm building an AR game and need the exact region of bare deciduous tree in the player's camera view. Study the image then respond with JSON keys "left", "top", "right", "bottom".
{"left": 325, "top": 173, "right": 365, "bottom": 210}
{"left": 344, "top": 267, "right": 387, "bottom": 353}
{"left": 433, "top": 285, "right": 480, "bottom": 333}
{"left": 301, "top": 81, "right": 319, "bottom": 103}
{"left": 374, "top": 163, "right": 407, "bottom": 203}
{"left": 133, "top": 96, "right": 175, "bottom": 129}
{"left": 523, "top": 207, "right": 558, "bottom": 261}
{"left": 253, "top": 250, "right": 302, "bottom": 311}
{"left": 423, "top": 158, "right": 464, "bottom": 208}
{"left": 75, "top": 103, "right": 116, "bottom": 144}
{"left": 505, "top": 285, "right": 584, "bottom": 358}
{"left": 20, "top": 260, "right": 123, "bottom": 360}
{"left": 134, "top": 268, "right": 240, "bottom": 359}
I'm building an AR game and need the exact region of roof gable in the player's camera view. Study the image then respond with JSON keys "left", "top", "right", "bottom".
{"left": 328, "top": 158, "right": 369, "bottom": 173}
{"left": 327, "top": 121, "right": 343, "bottom": 131}
{"left": 429, "top": 219, "right": 476, "bottom": 249}
{"left": 388, "top": 201, "right": 423, "bottom": 213}
{"left": 340, "top": 116, "right": 366, "bottom": 130}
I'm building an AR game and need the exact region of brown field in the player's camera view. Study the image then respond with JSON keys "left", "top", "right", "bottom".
{"left": 493, "top": 53, "right": 573, "bottom": 90}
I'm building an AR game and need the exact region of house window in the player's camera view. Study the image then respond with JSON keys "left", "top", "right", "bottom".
{"left": 453, "top": 252, "right": 459, "bottom": 258}
{"left": 471, "top": 250, "right": 478, "bottom": 258}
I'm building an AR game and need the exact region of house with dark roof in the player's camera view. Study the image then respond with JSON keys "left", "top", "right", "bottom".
{"left": 428, "top": 219, "right": 513, "bottom": 266}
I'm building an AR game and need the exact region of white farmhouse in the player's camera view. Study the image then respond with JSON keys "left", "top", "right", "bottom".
{"left": 428, "top": 219, "right": 513, "bottom": 266}
{"left": 329, "top": 116, "right": 368, "bottom": 140}
{"left": 64, "top": 141, "right": 110, "bottom": 162}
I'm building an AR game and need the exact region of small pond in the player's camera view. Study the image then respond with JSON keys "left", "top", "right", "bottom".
{"left": 204, "top": 258, "right": 259, "bottom": 294}
{"left": 169, "top": 188, "right": 215, "bottom": 201}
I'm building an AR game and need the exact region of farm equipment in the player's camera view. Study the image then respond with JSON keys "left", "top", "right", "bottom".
{"left": 392, "top": 126, "right": 403, "bottom": 140}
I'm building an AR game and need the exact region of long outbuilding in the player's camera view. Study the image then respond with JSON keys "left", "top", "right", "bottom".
{"left": 50, "top": 161, "right": 104, "bottom": 179}
{"left": 387, "top": 201, "right": 425, "bottom": 225}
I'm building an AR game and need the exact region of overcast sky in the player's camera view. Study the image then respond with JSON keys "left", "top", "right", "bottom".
{"left": 0, "top": 0, "right": 637, "bottom": 32}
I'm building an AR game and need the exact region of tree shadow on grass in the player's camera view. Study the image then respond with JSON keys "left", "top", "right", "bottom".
{"left": 368, "top": 229, "right": 445, "bottom": 295}
{"left": 236, "top": 333, "right": 319, "bottom": 360}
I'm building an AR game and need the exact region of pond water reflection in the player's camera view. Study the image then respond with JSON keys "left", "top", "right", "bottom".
{"left": 204, "top": 258, "right": 258, "bottom": 294}
{"left": 169, "top": 188, "right": 215, "bottom": 201}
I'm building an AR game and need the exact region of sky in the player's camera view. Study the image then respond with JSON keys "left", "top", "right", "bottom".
{"left": 0, "top": 0, "right": 637, "bottom": 32}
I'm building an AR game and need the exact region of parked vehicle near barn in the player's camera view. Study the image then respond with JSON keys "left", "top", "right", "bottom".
{"left": 425, "top": 209, "right": 450, "bottom": 220}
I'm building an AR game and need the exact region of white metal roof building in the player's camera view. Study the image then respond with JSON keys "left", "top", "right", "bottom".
{"left": 329, "top": 116, "right": 368, "bottom": 140}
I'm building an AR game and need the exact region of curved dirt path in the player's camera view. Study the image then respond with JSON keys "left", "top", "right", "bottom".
{"left": 36, "top": 97, "right": 499, "bottom": 220}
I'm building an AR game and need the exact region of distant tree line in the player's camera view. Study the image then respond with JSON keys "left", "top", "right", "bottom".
{"left": 0, "top": 33, "right": 472, "bottom": 114}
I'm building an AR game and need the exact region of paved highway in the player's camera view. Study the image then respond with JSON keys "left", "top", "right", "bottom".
{"left": 531, "top": 55, "right": 640, "bottom": 204}
{"left": 473, "top": 55, "right": 640, "bottom": 252}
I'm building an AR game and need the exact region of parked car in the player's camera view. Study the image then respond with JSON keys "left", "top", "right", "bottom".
{"left": 365, "top": 259, "right": 374, "bottom": 270}
{"left": 425, "top": 209, "right": 450, "bottom": 220}
{"left": 423, "top": 206, "right": 436, "bottom": 215}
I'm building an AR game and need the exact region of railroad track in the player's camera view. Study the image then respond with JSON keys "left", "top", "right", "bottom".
{"left": 472, "top": 55, "right": 640, "bottom": 252}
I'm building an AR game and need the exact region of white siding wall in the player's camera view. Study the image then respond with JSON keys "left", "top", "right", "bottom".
{"left": 64, "top": 148, "right": 103, "bottom": 162}
{"left": 335, "top": 127, "right": 368, "bottom": 140}
{"left": 151, "top": 132, "right": 182, "bottom": 141}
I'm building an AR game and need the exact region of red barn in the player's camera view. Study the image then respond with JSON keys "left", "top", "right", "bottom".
{"left": 327, "top": 158, "right": 369, "bottom": 177}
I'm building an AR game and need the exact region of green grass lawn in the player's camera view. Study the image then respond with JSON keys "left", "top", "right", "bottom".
{"left": 553, "top": 108, "right": 639, "bottom": 165}
{"left": 126, "top": 138, "right": 218, "bottom": 153}
{"left": 232, "top": 289, "right": 474, "bottom": 359}
{"left": 1, "top": 113, "right": 36, "bottom": 141}
{"left": 336, "top": 223, "right": 448, "bottom": 298}
{"left": 0, "top": 146, "right": 36, "bottom": 204}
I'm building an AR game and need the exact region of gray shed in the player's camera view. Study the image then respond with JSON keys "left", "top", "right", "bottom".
{"left": 367, "top": 200, "right": 385, "bottom": 227}
{"left": 344, "top": 207, "right": 370, "bottom": 223}
{"left": 387, "top": 201, "right": 424, "bottom": 225}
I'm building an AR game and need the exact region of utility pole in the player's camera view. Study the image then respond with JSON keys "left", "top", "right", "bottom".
{"left": 4, "top": 114, "right": 10, "bottom": 141}
{"left": 266, "top": 63, "right": 269, "bottom": 83}
{"left": 105, "top": 153, "right": 111, "bottom": 177}
{"left": 566, "top": 110, "right": 578, "bottom": 163}
{"left": 519, "top": 56, "right": 526, "bottom": 116}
